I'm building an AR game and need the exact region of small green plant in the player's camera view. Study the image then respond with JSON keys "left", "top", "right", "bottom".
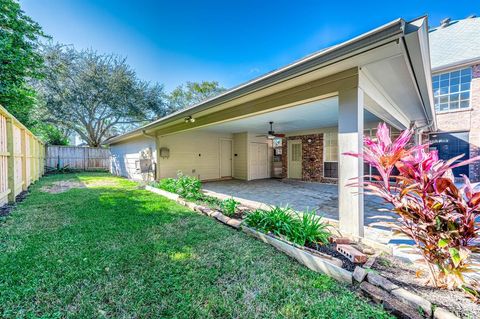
{"left": 295, "top": 209, "right": 331, "bottom": 246}
{"left": 174, "top": 171, "right": 202, "bottom": 199}
{"left": 220, "top": 197, "right": 240, "bottom": 217}
{"left": 154, "top": 171, "right": 202, "bottom": 200}
{"left": 244, "top": 206, "right": 331, "bottom": 246}
{"left": 155, "top": 178, "right": 177, "bottom": 193}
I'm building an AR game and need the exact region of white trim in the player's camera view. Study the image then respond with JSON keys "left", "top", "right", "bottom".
{"left": 219, "top": 138, "right": 233, "bottom": 178}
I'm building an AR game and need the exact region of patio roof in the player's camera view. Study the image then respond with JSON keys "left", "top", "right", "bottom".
{"left": 107, "top": 16, "right": 435, "bottom": 145}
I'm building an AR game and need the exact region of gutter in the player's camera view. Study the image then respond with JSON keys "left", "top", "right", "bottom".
{"left": 142, "top": 130, "right": 156, "bottom": 140}
{"left": 106, "top": 18, "right": 406, "bottom": 145}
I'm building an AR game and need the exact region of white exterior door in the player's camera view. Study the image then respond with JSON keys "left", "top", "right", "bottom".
{"left": 249, "top": 142, "right": 268, "bottom": 180}
{"left": 220, "top": 139, "right": 232, "bottom": 177}
{"left": 288, "top": 140, "right": 302, "bottom": 179}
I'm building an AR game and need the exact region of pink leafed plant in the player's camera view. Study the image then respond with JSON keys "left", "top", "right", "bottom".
{"left": 346, "top": 123, "right": 480, "bottom": 290}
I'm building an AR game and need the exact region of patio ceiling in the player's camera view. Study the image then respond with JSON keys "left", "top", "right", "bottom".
{"left": 200, "top": 96, "right": 380, "bottom": 134}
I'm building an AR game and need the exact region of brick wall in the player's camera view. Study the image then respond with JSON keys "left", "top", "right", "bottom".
{"left": 281, "top": 134, "right": 334, "bottom": 182}
{"left": 469, "top": 64, "right": 480, "bottom": 181}
{"left": 432, "top": 64, "right": 480, "bottom": 182}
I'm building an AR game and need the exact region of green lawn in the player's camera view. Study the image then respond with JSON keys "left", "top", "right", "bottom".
{"left": 0, "top": 173, "right": 392, "bottom": 318}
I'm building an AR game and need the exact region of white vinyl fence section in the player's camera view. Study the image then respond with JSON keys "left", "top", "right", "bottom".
{"left": 46, "top": 146, "right": 110, "bottom": 171}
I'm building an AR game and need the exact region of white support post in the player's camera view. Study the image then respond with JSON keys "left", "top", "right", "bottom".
{"left": 338, "top": 87, "right": 364, "bottom": 238}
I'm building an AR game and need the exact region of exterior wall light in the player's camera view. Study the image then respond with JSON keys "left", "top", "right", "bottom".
{"left": 184, "top": 116, "right": 195, "bottom": 123}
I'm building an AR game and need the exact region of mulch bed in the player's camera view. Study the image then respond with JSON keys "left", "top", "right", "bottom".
{"left": 0, "top": 191, "right": 28, "bottom": 218}
{"left": 373, "top": 254, "right": 479, "bottom": 318}
{"left": 306, "top": 242, "right": 356, "bottom": 271}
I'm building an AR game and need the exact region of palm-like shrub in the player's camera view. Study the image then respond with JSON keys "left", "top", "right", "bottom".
{"left": 346, "top": 123, "right": 480, "bottom": 289}
{"left": 244, "top": 206, "right": 331, "bottom": 246}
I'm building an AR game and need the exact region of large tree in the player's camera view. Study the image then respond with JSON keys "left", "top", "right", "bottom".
{"left": 167, "top": 81, "right": 226, "bottom": 112}
{"left": 37, "top": 44, "right": 168, "bottom": 146}
{"left": 0, "top": 0, "right": 47, "bottom": 126}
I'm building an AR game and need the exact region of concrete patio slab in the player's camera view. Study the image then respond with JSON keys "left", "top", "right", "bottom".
{"left": 202, "top": 178, "right": 397, "bottom": 229}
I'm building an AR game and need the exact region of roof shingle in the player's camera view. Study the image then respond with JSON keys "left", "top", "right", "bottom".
{"left": 429, "top": 17, "right": 480, "bottom": 71}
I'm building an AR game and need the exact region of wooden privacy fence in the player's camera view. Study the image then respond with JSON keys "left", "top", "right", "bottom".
{"left": 46, "top": 146, "right": 110, "bottom": 171}
{"left": 0, "top": 105, "right": 45, "bottom": 207}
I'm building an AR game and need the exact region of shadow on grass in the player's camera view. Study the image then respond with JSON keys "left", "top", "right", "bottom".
{"left": 0, "top": 173, "right": 393, "bottom": 319}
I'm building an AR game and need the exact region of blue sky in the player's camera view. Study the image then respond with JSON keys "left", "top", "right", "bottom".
{"left": 22, "top": 0, "right": 477, "bottom": 91}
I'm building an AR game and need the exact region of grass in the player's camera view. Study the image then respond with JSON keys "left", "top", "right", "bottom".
{"left": 0, "top": 173, "right": 393, "bottom": 318}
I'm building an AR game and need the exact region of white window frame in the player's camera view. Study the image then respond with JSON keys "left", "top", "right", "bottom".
{"left": 433, "top": 67, "right": 472, "bottom": 113}
{"left": 323, "top": 131, "right": 338, "bottom": 179}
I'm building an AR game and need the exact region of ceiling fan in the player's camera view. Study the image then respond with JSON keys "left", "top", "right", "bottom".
{"left": 257, "top": 121, "right": 285, "bottom": 139}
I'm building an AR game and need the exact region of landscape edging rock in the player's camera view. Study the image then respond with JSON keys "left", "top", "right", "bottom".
{"left": 144, "top": 185, "right": 242, "bottom": 229}
{"left": 242, "top": 226, "right": 353, "bottom": 284}
{"left": 355, "top": 266, "right": 460, "bottom": 319}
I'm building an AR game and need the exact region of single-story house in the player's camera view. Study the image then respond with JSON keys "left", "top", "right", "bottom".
{"left": 107, "top": 17, "right": 435, "bottom": 238}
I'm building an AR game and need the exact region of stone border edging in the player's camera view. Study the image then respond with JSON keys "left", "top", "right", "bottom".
{"left": 144, "top": 185, "right": 242, "bottom": 229}
{"left": 354, "top": 266, "right": 460, "bottom": 319}
{"left": 144, "top": 185, "right": 460, "bottom": 319}
{"left": 242, "top": 226, "right": 353, "bottom": 284}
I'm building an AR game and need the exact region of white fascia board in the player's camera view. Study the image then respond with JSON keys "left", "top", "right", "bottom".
{"left": 359, "top": 69, "right": 410, "bottom": 129}
{"left": 403, "top": 16, "right": 437, "bottom": 130}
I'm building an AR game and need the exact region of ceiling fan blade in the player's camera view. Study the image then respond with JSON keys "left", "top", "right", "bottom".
{"left": 274, "top": 134, "right": 285, "bottom": 138}
{"left": 256, "top": 134, "right": 267, "bottom": 137}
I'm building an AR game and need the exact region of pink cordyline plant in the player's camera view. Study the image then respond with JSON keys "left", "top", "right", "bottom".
{"left": 346, "top": 123, "right": 480, "bottom": 290}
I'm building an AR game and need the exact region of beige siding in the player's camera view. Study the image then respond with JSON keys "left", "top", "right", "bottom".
{"left": 233, "top": 133, "right": 248, "bottom": 179}
{"left": 110, "top": 135, "right": 157, "bottom": 181}
{"left": 157, "top": 131, "right": 233, "bottom": 181}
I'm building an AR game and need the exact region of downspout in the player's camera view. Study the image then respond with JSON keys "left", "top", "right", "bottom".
{"left": 413, "top": 120, "right": 435, "bottom": 145}
{"left": 142, "top": 130, "right": 158, "bottom": 180}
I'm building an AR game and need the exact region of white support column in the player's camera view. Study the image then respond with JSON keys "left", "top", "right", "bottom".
{"left": 338, "top": 87, "right": 364, "bottom": 238}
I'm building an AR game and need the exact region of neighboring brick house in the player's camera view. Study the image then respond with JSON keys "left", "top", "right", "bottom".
{"left": 428, "top": 16, "right": 480, "bottom": 181}
{"left": 276, "top": 15, "right": 480, "bottom": 183}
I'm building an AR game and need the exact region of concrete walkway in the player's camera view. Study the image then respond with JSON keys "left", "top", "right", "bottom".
{"left": 202, "top": 178, "right": 397, "bottom": 230}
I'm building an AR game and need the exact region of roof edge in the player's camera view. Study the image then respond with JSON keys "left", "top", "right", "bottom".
{"left": 106, "top": 18, "right": 406, "bottom": 145}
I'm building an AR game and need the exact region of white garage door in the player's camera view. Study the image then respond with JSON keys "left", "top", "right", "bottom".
{"left": 249, "top": 142, "right": 268, "bottom": 180}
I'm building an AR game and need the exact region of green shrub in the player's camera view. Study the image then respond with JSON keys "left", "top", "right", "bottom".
{"left": 244, "top": 206, "right": 331, "bottom": 246}
{"left": 174, "top": 171, "right": 202, "bottom": 199}
{"left": 154, "top": 171, "right": 202, "bottom": 200}
{"left": 294, "top": 209, "right": 331, "bottom": 246}
{"left": 220, "top": 197, "right": 240, "bottom": 217}
{"left": 155, "top": 178, "right": 177, "bottom": 193}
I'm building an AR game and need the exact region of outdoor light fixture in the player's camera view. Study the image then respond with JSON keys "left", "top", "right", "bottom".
{"left": 184, "top": 116, "right": 195, "bottom": 123}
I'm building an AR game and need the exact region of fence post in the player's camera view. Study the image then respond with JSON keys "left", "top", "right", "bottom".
{"left": 6, "top": 117, "right": 16, "bottom": 203}
{"left": 20, "top": 129, "right": 27, "bottom": 191}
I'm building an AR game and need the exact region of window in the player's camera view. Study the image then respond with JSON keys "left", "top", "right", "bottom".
{"left": 433, "top": 68, "right": 472, "bottom": 112}
{"left": 323, "top": 132, "right": 338, "bottom": 162}
{"left": 323, "top": 132, "right": 338, "bottom": 178}
{"left": 429, "top": 132, "right": 469, "bottom": 177}
{"left": 291, "top": 143, "right": 301, "bottom": 161}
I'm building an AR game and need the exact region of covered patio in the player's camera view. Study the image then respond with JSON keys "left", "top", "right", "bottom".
{"left": 109, "top": 17, "right": 435, "bottom": 239}
{"left": 202, "top": 178, "right": 396, "bottom": 230}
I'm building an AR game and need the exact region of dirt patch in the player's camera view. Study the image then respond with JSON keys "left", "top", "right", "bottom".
{"left": 373, "top": 254, "right": 479, "bottom": 318}
{"left": 40, "top": 181, "right": 86, "bottom": 194}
